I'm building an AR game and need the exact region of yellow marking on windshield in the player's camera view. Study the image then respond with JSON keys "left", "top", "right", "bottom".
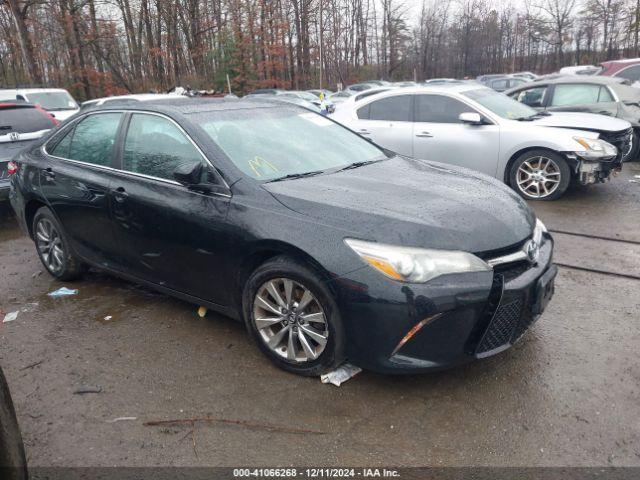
{"left": 248, "top": 156, "right": 279, "bottom": 178}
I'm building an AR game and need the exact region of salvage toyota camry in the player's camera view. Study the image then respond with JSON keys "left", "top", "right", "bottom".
{"left": 9, "top": 98, "right": 557, "bottom": 375}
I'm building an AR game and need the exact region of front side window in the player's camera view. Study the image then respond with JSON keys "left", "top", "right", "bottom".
{"left": 122, "top": 114, "right": 204, "bottom": 181}
{"left": 193, "top": 107, "right": 386, "bottom": 181}
{"left": 367, "top": 95, "right": 412, "bottom": 121}
{"left": 551, "top": 84, "right": 613, "bottom": 106}
{"left": 415, "top": 95, "right": 475, "bottom": 123}
{"left": 512, "top": 86, "right": 547, "bottom": 107}
{"left": 490, "top": 79, "right": 508, "bottom": 90}
{"left": 52, "top": 113, "right": 122, "bottom": 166}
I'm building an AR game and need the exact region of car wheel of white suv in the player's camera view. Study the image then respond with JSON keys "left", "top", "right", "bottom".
{"left": 510, "top": 150, "right": 570, "bottom": 201}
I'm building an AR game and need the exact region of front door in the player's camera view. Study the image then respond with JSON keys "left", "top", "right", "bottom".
{"left": 411, "top": 94, "right": 501, "bottom": 177}
{"left": 109, "top": 112, "right": 231, "bottom": 305}
{"left": 40, "top": 112, "right": 124, "bottom": 267}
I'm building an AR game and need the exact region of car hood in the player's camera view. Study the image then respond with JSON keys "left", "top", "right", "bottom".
{"left": 263, "top": 156, "right": 535, "bottom": 254}
{"left": 534, "top": 111, "right": 631, "bottom": 132}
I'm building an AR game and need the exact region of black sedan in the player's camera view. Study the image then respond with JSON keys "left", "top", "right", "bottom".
{"left": 506, "top": 75, "right": 640, "bottom": 161}
{"left": 9, "top": 98, "right": 557, "bottom": 375}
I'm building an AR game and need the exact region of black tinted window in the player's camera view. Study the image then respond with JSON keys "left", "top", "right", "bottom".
{"left": 68, "top": 113, "right": 122, "bottom": 166}
{"left": 123, "top": 114, "right": 203, "bottom": 181}
{"left": 615, "top": 65, "right": 640, "bottom": 82}
{"left": 415, "top": 95, "right": 475, "bottom": 123}
{"left": 367, "top": 95, "right": 412, "bottom": 121}
{"left": 0, "top": 106, "right": 55, "bottom": 134}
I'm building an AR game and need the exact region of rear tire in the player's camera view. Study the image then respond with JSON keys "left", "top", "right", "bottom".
{"left": 32, "top": 207, "right": 84, "bottom": 281}
{"left": 509, "top": 150, "right": 570, "bottom": 201}
{"left": 243, "top": 255, "right": 345, "bottom": 376}
{"left": 624, "top": 131, "right": 639, "bottom": 162}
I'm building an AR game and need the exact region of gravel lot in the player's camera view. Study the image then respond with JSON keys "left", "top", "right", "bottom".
{"left": 1, "top": 163, "right": 639, "bottom": 467}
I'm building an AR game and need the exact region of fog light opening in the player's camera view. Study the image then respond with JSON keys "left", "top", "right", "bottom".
{"left": 390, "top": 313, "right": 443, "bottom": 357}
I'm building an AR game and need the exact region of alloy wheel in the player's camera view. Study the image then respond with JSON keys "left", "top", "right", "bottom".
{"left": 516, "top": 156, "right": 561, "bottom": 199}
{"left": 253, "top": 278, "right": 329, "bottom": 363}
{"left": 35, "top": 218, "right": 65, "bottom": 274}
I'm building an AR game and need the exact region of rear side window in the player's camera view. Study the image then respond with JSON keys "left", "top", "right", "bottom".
{"left": 491, "top": 79, "right": 508, "bottom": 90}
{"left": 50, "top": 113, "right": 122, "bottom": 166}
{"left": 122, "top": 113, "right": 204, "bottom": 181}
{"left": 415, "top": 95, "right": 474, "bottom": 123}
{"left": 366, "top": 95, "right": 412, "bottom": 121}
{"left": 0, "top": 106, "right": 55, "bottom": 134}
{"left": 551, "top": 84, "right": 614, "bottom": 106}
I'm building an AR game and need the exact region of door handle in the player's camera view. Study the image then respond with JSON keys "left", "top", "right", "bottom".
{"left": 415, "top": 131, "right": 434, "bottom": 138}
{"left": 113, "top": 186, "right": 128, "bottom": 203}
{"left": 42, "top": 167, "right": 55, "bottom": 180}
{"left": 358, "top": 129, "right": 371, "bottom": 135}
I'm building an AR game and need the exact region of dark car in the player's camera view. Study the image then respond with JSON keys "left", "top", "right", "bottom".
{"left": 506, "top": 75, "right": 640, "bottom": 161}
{"left": 9, "top": 98, "right": 556, "bottom": 375}
{"left": 0, "top": 365, "right": 28, "bottom": 480}
{"left": 1, "top": 102, "right": 57, "bottom": 200}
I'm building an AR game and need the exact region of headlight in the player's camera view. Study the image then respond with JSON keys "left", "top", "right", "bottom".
{"left": 534, "top": 218, "right": 546, "bottom": 244}
{"left": 573, "top": 136, "right": 617, "bottom": 160}
{"left": 344, "top": 238, "right": 492, "bottom": 283}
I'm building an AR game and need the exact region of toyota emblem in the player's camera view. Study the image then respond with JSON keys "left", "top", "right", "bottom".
{"left": 526, "top": 239, "right": 540, "bottom": 263}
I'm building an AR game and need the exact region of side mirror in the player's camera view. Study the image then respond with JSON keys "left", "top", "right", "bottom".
{"left": 458, "top": 112, "right": 483, "bottom": 125}
{"left": 173, "top": 162, "right": 203, "bottom": 185}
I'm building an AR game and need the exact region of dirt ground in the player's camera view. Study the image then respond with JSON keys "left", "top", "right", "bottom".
{"left": 0, "top": 164, "right": 639, "bottom": 468}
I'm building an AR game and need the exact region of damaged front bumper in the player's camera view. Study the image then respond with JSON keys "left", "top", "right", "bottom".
{"left": 566, "top": 153, "right": 622, "bottom": 185}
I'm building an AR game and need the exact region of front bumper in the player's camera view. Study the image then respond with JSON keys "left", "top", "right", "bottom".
{"left": 330, "top": 236, "right": 555, "bottom": 373}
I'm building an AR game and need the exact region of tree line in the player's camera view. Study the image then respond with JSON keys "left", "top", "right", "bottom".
{"left": 2, "top": 0, "right": 640, "bottom": 100}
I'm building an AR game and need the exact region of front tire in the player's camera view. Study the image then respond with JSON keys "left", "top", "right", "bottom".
{"left": 32, "top": 207, "right": 84, "bottom": 281}
{"left": 509, "top": 150, "right": 570, "bottom": 201}
{"left": 243, "top": 256, "right": 345, "bottom": 376}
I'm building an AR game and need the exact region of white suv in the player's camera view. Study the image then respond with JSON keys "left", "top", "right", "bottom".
{"left": 331, "top": 84, "right": 631, "bottom": 200}
{"left": 0, "top": 88, "right": 79, "bottom": 121}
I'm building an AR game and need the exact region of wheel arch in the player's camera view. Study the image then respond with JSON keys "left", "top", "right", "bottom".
{"left": 503, "top": 146, "right": 574, "bottom": 185}
{"left": 234, "top": 240, "right": 335, "bottom": 310}
{"left": 24, "top": 198, "right": 49, "bottom": 239}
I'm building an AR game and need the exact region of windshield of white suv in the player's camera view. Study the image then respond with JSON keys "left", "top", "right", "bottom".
{"left": 194, "top": 106, "right": 387, "bottom": 181}
{"left": 24, "top": 91, "right": 78, "bottom": 111}
{"left": 463, "top": 88, "right": 538, "bottom": 120}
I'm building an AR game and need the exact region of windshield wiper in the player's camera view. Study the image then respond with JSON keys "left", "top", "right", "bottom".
{"left": 337, "top": 159, "right": 383, "bottom": 171}
{"left": 265, "top": 169, "right": 326, "bottom": 183}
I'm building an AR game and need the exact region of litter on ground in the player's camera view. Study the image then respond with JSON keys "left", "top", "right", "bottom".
{"left": 47, "top": 287, "right": 78, "bottom": 297}
{"left": 320, "top": 363, "right": 362, "bottom": 386}
{"left": 3, "top": 311, "right": 19, "bottom": 323}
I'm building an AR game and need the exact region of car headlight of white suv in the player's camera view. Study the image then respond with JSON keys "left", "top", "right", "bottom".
{"left": 572, "top": 136, "right": 618, "bottom": 160}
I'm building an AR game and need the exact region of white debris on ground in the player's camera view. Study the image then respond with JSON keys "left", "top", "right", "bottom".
{"left": 320, "top": 363, "right": 362, "bottom": 386}
{"left": 106, "top": 417, "right": 138, "bottom": 423}
{"left": 47, "top": 287, "right": 78, "bottom": 297}
{"left": 3, "top": 311, "right": 19, "bottom": 323}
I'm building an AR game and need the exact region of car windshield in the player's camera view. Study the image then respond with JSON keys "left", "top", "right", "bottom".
{"left": 463, "top": 88, "right": 538, "bottom": 120}
{"left": 193, "top": 106, "right": 386, "bottom": 181}
{"left": 24, "top": 91, "right": 78, "bottom": 110}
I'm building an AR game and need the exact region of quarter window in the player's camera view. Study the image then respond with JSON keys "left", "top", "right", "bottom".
{"left": 415, "top": 95, "right": 475, "bottom": 123}
{"left": 551, "top": 84, "right": 614, "bottom": 106}
{"left": 51, "top": 113, "right": 122, "bottom": 166}
{"left": 122, "top": 114, "right": 204, "bottom": 181}
{"left": 366, "top": 95, "right": 412, "bottom": 121}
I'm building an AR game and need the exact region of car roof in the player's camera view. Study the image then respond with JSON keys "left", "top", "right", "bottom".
{"left": 1, "top": 88, "right": 71, "bottom": 94}
{"left": 87, "top": 96, "right": 299, "bottom": 115}
{"left": 510, "top": 75, "right": 626, "bottom": 88}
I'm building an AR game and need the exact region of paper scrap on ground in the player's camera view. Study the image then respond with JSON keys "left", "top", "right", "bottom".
{"left": 103, "top": 315, "right": 113, "bottom": 321}
{"left": 106, "top": 416, "right": 137, "bottom": 423}
{"left": 3, "top": 311, "right": 19, "bottom": 323}
{"left": 197, "top": 306, "right": 207, "bottom": 318}
{"left": 48, "top": 287, "right": 78, "bottom": 297}
{"left": 320, "top": 363, "right": 362, "bottom": 386}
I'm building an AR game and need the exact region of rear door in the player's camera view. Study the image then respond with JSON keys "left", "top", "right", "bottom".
{"left": 411, "top": 93, "right": 500, "bottom": 177}
{"left": 40, "top": 112, "right": 124, "bottom": 267}
{"left": 109, "top": 112, "right": 231, "bottom": 304}
{"left": 348, "top": 94, "right": 414, "bottom": 155}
